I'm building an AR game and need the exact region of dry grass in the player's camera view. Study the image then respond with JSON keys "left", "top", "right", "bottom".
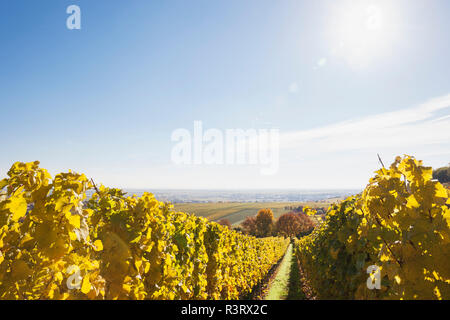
{"left": 173, "top": 200, "right": 336, "bottom": 226}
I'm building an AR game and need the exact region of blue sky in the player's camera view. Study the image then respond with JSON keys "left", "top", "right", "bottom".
{"left": 1, "top": 0, "right": 449, "bottom": 189}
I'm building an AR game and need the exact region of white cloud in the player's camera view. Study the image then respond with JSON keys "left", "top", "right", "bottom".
{"left": 280, "top": 93, "right": 450, "bottom": 154}
{"left": 148, "top": 93, "right": 450, "bottom": 189}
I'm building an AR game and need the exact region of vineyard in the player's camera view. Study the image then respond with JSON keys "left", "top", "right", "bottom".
{"left": 0, "top": 161, "right": 288, "bottom": 299}
{"left": 0, "top": 155, "right": 449, "bottom": 300}
{"left": 296, "top": 156, "right": 450, "bottom": 299}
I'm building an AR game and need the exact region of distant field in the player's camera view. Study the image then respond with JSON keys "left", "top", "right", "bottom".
{"left": 173, "top": 200, "right": 338, "bottom": 226}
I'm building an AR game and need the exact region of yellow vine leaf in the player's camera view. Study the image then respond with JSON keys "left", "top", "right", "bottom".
{"left": 66, "top": 213, "right": 81, "bottom": 229}
{"left": 81, "top": 276, "right": 91, "bottom": 294}
{"left": 93, "top": 239, "right": 103, "bottom": 251}
{"left": 0, "top": 179, "right": 7, "bottom": 190}
{"left": 406, "top": 195, "right": 420, "bottom": 209}
{"left": 6, "top": 191, "right": 27, "bottom": 222}
{"left": 435, "top": 184, "right": 448, "bottom": 198}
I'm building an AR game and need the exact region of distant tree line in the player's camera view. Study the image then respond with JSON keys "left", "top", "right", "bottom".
{"left": 284, "top": 205, "right": 327, "bottom": 215}
{"left": 433, "top": 165, "right": 450, "bottom": 183}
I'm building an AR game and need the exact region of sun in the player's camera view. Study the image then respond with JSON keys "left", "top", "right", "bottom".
{"left": 327, "top": 1, "right": 397, "bottom": 68}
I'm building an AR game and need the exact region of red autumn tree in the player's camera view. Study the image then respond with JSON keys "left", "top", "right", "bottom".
{"left": 242, "top": 216, "right": 257, "bottom": 236}
{"left": 217, "top": 219, "right": 232, "bottom": 229}
{"left": 275, "top": 212, "right": 302, "bottom": 237}
{"left": 296, "top": 212, "right": 315, "bottom": 234}
{"left": 275, "top": 212, "right": 314, "bottom": 237}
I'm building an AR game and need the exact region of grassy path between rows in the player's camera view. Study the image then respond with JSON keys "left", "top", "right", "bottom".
{"left": 264, "top": 243, "right": 306, "bottom": 300}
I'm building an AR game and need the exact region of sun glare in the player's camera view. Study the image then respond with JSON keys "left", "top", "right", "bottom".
{"left": 327, "top": 1, "right": 398, "bottom": 68}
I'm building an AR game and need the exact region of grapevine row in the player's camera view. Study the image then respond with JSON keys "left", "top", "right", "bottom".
{"left": 295, "top": 155, "right": 450, "bottom": 299}
{"left": 0, "top": 161, "right": 289, "bottom": 299}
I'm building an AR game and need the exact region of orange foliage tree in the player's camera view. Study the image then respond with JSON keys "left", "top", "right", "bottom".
{"left": 255, "top": 208, "right": 275, "bottom": 237}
